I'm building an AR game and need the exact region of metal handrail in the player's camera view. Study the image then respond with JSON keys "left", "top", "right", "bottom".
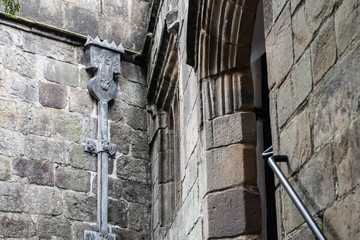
{"left": 262, "top": 146, "right": 327, "bottom": 240}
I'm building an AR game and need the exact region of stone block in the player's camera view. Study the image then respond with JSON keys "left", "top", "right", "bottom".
{"left": 0, "top": 156, "right": 10, "bottom": 180}
{"left": 6, "top": 70, "right": 38, "bottom": 103}
{"left": 0, "top": 213, "right": 35, "bottom": 238}
{"left": 279, "top": 108, "right": 311, "bottom": 176}
{"left": 109, "top": 177, "right": 124, "bottom": 199}
{"left": 324, "top": 187, "right": 360, "bottom": 240}
{"left": 23, "top": 32, "right": 76, "bottom": 63}
{"left": 265, "top": 3, "right": 293, "bottom": 87}
{"left": 0, "top": 24, "right": 23, "bottom": 47}
{"left": 45, "top": 58, "right": 79, "bottom": 87}
{"left": 131, "top": 129, "right": 149, "bottom": 160}
{"left": 54, "top": 112, "right": 81, "bottom": 142}
{"left": 123, "top": 180, "right": 151, "bottom": 205}
{"left": 204, "top": 187, "right": 261, "bottom": 238}
{"left": 205, "top": 144, "right": 257, "bottom": 193}
{"left": 108, "top": 98, "right": 127, "bottom": 122}
{"left": 206, "top": 112, "right": 256, "bottom": 149}
{"left": 0, "top": 182, "right": 24, "bottom": 212}
{"left": 110, "top": 122, "right": 131, "bottom": 155}
{"left": 108, "top": 199, "right": 128, "bottom": 227}
{"left": 292, "top": 4, "right": 313, "bottom": 60}
{"left": 333, "top": 117, "right": 360, "bottom": 197}
{"left": 70, "top": 143, "right": 96, "bottom": 171}
{"left": 111, "top": 227, "right": 145, "bottom": 240}
{"left": 285, "top": 224, "right": 317, "bottom": 240}
{"left": 127, "top": 106, "right": 148, "bottom": 132}
{"left": 281, "top": 179, "right": 304, "bottom": 234}
{"left": 311, "top": 41, "right": 360, "bottom": 148}
{"left": 304, "top": 0, "right": 335, "bottom": 34}
{"left": 116, "top": 155, "right": 150, "bottom": 183}
{"left": 64, "top": 191, "right": 96, "bottom": 221}
{"left": 24, "top": 135, "right": 70, "bottom": 164}
{"left": 297, "top": 144, "right": 335, "bottom": 212}
{"left": 37, "top": 216, "right": 72, "bottom": 239}
{"left": 71, "top": 221, "right": 97, "bottom": 240}
{"left": 24, "top": 185, "right": 62, "bottom": 215}
{"left": 118, "top": 80, "right": 147, "bottom": 107}
{"left": 0, "top": 128, "right": 25, "bottom": 157}
{"left": 335, "top": 0, "right": 360, "bottom": 55}
{"left": 290, "top": 0, "right": 302, "bottom": 13}
{"left": 64, "top": 5, "right": 100, "bottom": 39}
{"left": 55, "top": 166, "right": 90, "bottom": 192}
{"left": 60, "top": 0, "right": 101, "bottom": 12}
{"left": 69, "top": 87, "right": 94, "bottom": 115}
{"left": 128, "top": 202, "right": 151, "bottom": 232}
{"left": 39, "top": 81, "right": 67, "bottom": 109}
{"left": 19, "top": 0, "right": 65, "bottom": 28}
{"left": 263, "top": 0, "right": 273, "bottom": 36}
{"left": 0, "top": 100, "right": 28, "bottom": 133}
{"left": 80, "top": 67, "right": 90, "bottom": 89}
{"left": 277, "top": 50, "right": 312, "bottom": 126}
{"left": 12, "top": 158, "right": 54, "bottom": 186}
{"left": 121, "top": 61, "right": 146, "bottom": 85}
{"left": 272, "top": 0, "right": 287, "bottom": 22}
{"left": 310, "top": 17, "right": 337, "bottom": 84}
{"left": 24, "top": 106, "right": 55, "bottom": 137}
{"left": 3, "top": 47, "right": 36, "bottom": 79}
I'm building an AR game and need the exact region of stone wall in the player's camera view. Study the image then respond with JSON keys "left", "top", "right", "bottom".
{"left": 264, "top": 0, "right": 360, "bottom": 239}
{"left": 12, "top": 0, "right": 151, "bottom": 51}
{"left": 0, "top": 16, "right": 151, "bottom": 239}
{"left": 147, "top": 0, "right": 261, "bottom": 239}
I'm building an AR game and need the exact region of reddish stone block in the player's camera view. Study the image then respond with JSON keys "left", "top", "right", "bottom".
{"left": 39, "top": 81, "right": 67, "bottom": 109}
{"left": 204, "top": 187, "right": 261, "bottom": 238}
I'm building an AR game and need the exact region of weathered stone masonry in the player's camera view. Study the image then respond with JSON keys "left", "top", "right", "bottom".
{"left": 0, "top": 0, "right": 152, "bottom": 238}
{"left": 146, "top": 0, "right": 360, "bottom": 239}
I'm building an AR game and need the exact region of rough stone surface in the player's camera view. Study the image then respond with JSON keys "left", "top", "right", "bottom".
{"left": 206, "top": 144, "right": 257, "bottom": 192}
{"left": 39, "top": 81, "right": 67, "bottom": 109}
{"left": 277, "top": 50, "right": 312, "bottom": 126}
{"left": 0, "top": 156, "right": 11, "bottom": 180}
{"left": 45, "top": 58, "right": 79, "bottom": 87}
{"left": 117, "top": 155, "right": 150, "bottom": 183}
{"left": 265, "top": 3, "right": 293, "bottom": 88}
{"left": 0, "top": 213, "right": 36, "bottom": 238}
{"left": 206, "top": 112, "right": 256, "bottom": 149}
{"left": 110, "top": 122, "right": 131, "bottom": 155}
{"left": 12, "top": 158, "right": 54, "bottom": 186}
{"left": 324, "top": 187, "right": 360, "bottom": 240}
{"left": 108, "top": 199, "right": 128, "bottom": 227}
{"left": 310, "top": 17, "right": 337, "bottom": 84}
{"left": 55, "top": 166, "right": 90, "bottom": 192}
{"left": 304, "top": 0, "right": 335, "bottom": 34}
{"left": 3, "top": 47, "right": 37, "bottom": 79}
{"left": 69, "top": 87, "right": 93, "bottom": 114}
{"left": 333, "top": 117, "right": 360, "bottom": 197}
{"left": 334, "top": 0, "right": 360, "bottom": 55}
{"left": 292, "top": 4, "right": 313, "bottom": 60}
{"left": 54, "top": 112, "right": 81, "bottom": 142}
{"left": 64, "top": 191, "right": 97, "bottom": 221}
{"left": 204, "top": 187, "right": 261, "bottom": 238}
{"left": 24, "top": 185, "right": 62, "bottom": 215}
{"left": 69, "top": 143, "right": 96, "bottom": 171}
{"left": 128, "top": 202, "right": 151, "bottom": 232}
{"left": 24, "top": 135, "right": 70, "bottom": 164}
{"left": 279, "top": 108, "right": 311, "bottom": 176}
{"left": 123, "top": 181, "right": 151, "bottom": 205}
{"left": 311, "top": 41, "right": 360, "bottom": 148}
{"left": 37, "top": 216, "right": 72, "bottom": 239}
{"left": 71, "top": 221, "right": 97, "bottom": 240}
{"left": 0, "top": 182, "right": 24, "bottom": 212}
